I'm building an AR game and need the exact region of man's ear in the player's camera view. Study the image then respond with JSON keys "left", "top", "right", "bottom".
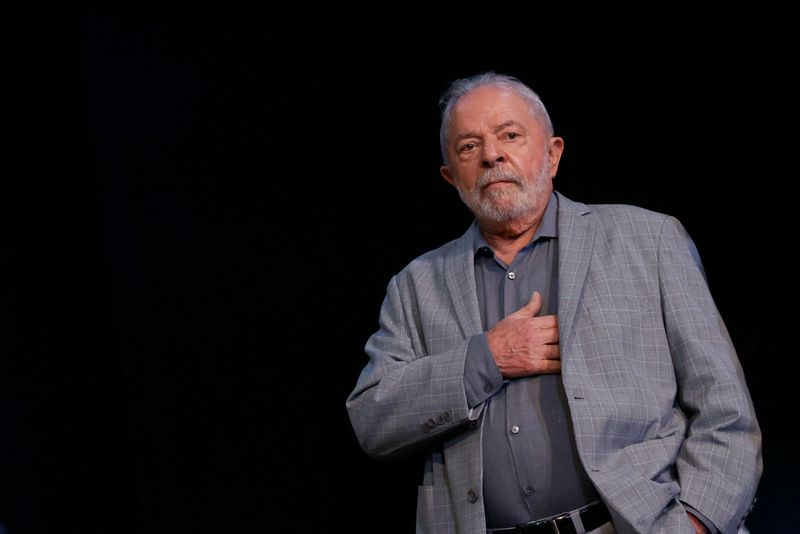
{"left": 440, "top": 165, "right": 457, "bottom": 187}
{"left": 548, "top": 137, "right": 565, "bottom": 176}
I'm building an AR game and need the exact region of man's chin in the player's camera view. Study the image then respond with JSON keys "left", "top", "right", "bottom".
{"left": 479, "top": 201, "right": 523, "bottom": 220}
{"left": 476, "top": 209, "right": 524, "bottom": 227}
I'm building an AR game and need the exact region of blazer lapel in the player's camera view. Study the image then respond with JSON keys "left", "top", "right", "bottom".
{"left": 556, "top": 192, "right": 596, "bottom": 344}
{"left": 444, "top": 221, "right": 483, "bottom": 338}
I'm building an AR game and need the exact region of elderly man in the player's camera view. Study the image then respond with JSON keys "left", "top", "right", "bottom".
{"left": 347, "top": 72, "right": 761, "bottom": 534}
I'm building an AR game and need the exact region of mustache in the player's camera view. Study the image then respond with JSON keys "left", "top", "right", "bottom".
{"left": 477, "top": 168, "right": 524, "bottom": 189}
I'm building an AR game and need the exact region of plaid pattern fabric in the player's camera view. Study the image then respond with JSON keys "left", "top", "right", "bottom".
{"left": 346, "top": 193, "right": 761, "bottom": 534}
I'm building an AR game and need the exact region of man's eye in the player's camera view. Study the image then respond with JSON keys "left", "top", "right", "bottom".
{"left": 506, "top": 132, "right": 519, "bottom": 139}
{"left": 460, "top": 143, "right": 476, "bottom": 152}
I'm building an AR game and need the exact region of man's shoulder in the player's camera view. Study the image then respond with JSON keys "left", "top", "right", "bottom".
{"left": 391, "top": 223, "right": 475, "bottom": 283}
{"left": 557, "top": 192, "right": 674, "bottom": 235}
{"left": 402, "top": 236, "right": 461, "bottom": 274}
{"left": 589, "top": 204, "right": 678, "bottom": 249}
{"left": 588, "top": 202, "right": 670, "bottom": 225}
{"left": 557, "top": 191, "right": 669, "bottom": 221}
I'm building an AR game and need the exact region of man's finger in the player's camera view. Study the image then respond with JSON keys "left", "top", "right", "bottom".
{"left": 535, "top": 359, "right": 561, "bottom": 374}
{"left": 520, "top": 291, "right": 542, "bottom": 317}
{"left": 542, "top": 328, "right": 560, "bottom": 345}
{"left": 528, "top": 315, "right": 558, "bottom": 330}
{"left": 541, "top": 344, "right": 560, "bottom": 360}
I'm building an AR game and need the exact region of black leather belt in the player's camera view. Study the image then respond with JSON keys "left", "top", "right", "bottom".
{"left": 488, "top": 501, "right": 612, "bottom": 533}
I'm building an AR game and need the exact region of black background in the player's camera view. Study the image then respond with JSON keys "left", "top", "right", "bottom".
{"left": 3, "top": 7, "right": 797, "bottom": 533}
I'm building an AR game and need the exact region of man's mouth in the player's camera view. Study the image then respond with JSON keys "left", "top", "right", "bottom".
{"left": 482, "top": 180, "right": 517, "bottom": 191}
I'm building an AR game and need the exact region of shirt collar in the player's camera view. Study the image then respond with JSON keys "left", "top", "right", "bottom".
{"left": 474, "top": 192, "right": 559, "bottom": 256}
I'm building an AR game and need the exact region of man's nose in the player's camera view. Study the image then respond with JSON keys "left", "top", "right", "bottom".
{"left": 481, "top": 140, "right": 505, "bottom": 168}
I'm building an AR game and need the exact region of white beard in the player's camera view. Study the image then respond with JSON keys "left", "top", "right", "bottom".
{"left": 457, "top": 161, "right": 551, "bottom": 225}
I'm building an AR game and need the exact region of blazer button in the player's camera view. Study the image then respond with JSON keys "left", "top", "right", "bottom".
{"left": 425, "top": 418, "right": 437, "bottom": 429}
{"left": 467, "top": 489, "right": 479, "bottom": 504}
{"left": 436, "top": 414, "right": 445, "bottom": 424}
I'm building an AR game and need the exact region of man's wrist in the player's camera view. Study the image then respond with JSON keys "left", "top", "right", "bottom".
{"left": 680, "top": 501, "right": 717, "bottom": 533}
{"left": 687, "top": 511, "right": 709, "bottom": 533}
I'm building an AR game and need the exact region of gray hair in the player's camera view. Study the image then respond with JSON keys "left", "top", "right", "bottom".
{"left": 438, "top": 72, "right": 554, "bottom": 165}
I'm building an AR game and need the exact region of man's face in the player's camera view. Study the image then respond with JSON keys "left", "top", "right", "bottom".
{"left": 440, "top": 85, "right": 563, "bottom": 228}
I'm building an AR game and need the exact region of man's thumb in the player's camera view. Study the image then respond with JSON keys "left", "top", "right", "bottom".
{"left": 522, "top": 291, "right": 542, "bottom": 317}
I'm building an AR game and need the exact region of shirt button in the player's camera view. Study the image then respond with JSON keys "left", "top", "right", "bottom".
{"left": 523, "top": 486, "right": 534, "bottom": 496}
{"left": 507, "top": 271, "right": 516, "bottom": 280}
{"left": 510, "top": 425, "right": 520, "bottom": 434}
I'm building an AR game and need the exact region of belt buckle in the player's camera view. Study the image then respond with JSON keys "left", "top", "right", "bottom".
{"left": 546, "top": 512, "right": 570, "bottom": 534}
{"left": 517, "top": 514, "right": 568, "bottom": 534}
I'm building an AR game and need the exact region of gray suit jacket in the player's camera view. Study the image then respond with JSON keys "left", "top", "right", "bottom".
{"left": 347, "top": 192, "right": 762, "bottom": 533}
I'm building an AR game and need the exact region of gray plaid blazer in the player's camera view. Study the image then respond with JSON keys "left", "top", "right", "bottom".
{"left": 347, "top": 192, "right": 762, "bottom": 533}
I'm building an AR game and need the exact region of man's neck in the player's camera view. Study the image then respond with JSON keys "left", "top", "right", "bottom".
{"left": 479, "top": 216, "right": 541, "bottom": 265}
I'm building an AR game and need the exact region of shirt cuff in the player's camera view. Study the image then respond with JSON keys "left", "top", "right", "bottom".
{"left": 464, "top": 333, "right": 503, "bottom": 408}
{"left": 682, "top": 501, "right": 718, "bottom": 534}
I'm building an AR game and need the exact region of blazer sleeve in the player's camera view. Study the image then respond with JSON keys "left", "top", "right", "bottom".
{"left": 658, "top": 216, "right": 762, "bottom": 533}
{"left": 345, "top": 274, "right": 480, "bottom": 460}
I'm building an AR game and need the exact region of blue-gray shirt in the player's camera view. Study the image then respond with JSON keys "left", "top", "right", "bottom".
{"left": 463, "top": 194, "right": 600, "bottom": 528}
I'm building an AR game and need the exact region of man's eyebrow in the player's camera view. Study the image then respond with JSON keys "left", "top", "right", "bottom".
{"left": 493, "top": 120, "right": 524, "bottom": 133}
{"left": 453, "top": 121, "right": 525, "bottom": 144}
{"left": 454, "top": 130, "right": 482, "bottom": 144}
